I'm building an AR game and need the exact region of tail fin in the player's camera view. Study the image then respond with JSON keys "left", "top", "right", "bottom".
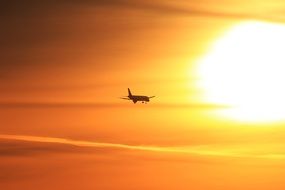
{"left": 128, "top": 88, "right": 132, "bottom": 97}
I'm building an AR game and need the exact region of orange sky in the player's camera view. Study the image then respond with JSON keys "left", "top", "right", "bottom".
{"left": 2, "top": 0, "right": 285, "bottom": 190}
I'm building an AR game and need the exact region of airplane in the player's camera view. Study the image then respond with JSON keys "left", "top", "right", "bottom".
{"left": 120, "top": 88, "right": 155, "bottom": 104}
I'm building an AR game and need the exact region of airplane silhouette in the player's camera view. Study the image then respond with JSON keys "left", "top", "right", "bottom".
{"left": 120, "top": 88, "right": 155, "bottom": 104}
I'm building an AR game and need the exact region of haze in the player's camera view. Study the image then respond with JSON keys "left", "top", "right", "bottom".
{"left": 2, "top": 0, "right": 285, "bottom": 189}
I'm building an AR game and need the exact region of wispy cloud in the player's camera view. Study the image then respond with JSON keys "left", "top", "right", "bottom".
{"left": 0, "top": 102, "right": 227, "bottom": 109}
{"left": 1, "top": 0, "right": 285, "bottom": 22}
{"left": 1, "top": 134, "right": 285, "bottom": 159}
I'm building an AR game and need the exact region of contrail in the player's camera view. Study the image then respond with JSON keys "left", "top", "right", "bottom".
{"left": 1, "top": 134, "right": 285, "bottom": 159}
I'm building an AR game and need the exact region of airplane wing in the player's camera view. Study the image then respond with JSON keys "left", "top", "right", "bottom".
{"left": 120, "top": 97, "right": 131, "bottom": 100}
{"left": 148, "top": 96, "right": 155, "bottom": 98}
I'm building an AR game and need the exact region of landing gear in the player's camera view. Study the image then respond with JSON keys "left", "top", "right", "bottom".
{"left": 142, "top": 102, "right": 144, "bottom": 104}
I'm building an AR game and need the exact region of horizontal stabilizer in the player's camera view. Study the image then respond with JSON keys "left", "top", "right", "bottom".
{"left": 148, "top": 96, "right": 155, "bottom": 98}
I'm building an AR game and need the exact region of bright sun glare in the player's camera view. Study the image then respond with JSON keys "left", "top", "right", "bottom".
{"left": 197, "top": 21, "right": 285, "bottom": 123}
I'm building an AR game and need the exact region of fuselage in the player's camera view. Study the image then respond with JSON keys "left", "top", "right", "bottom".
{"left": 129, "top": 95, "right": 149, "bottom": 103}
{"left": 124, "top": 88, "right": 154, "bottom": 104}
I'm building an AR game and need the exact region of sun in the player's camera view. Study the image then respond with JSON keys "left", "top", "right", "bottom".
{"left": 196, "top": 21, "right": 285, "bottom": 123}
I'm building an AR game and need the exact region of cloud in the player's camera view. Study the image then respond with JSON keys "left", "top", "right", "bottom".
{"left": 1, "top": 0, "right": 284, "bottom": 22}
{"left": 1, "top": 134, "right": 285, "bottom": 159}
{"left": 0, "top": 102, "right": 227, "bottom": 109}
{"left": 1, "top": 0, "right": 284, "bottom": 79}
{"left": 0, "top": 140, "right": 78, "bottom": 156}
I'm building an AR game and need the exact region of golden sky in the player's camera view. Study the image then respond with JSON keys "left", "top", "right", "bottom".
{"left": 2, "top": 0, "right": 285, "bottom": 189}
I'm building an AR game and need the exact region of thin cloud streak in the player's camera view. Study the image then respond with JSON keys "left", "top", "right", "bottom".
{"left": 0, "top": 134, "right": 210, "bottom": 155}
{"left": 1, "top": 134, "right": 285, "bottom": 159}
{"left": 117, "top": 1, "right": 285, "bottom": 23}
{"left": 2, "top": 0, "right": 285, "bottom": 23}
{"left": 0, "top": 102, "right": 228, "bottom": 109}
